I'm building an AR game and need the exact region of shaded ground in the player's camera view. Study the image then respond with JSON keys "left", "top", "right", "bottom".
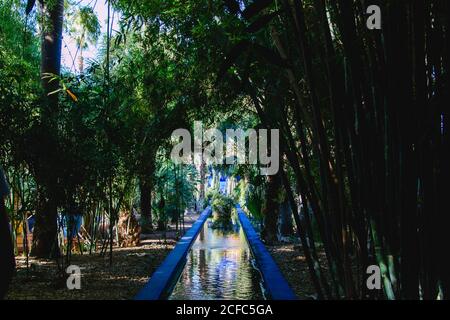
{"left": 7, "top": 211, "right": 325, "bottom": 300}
{"left": 268, "top": 243, "right": 328, "bottom": 300}
{"left": 7, "top": 212, "right": 199, "bottom": 300}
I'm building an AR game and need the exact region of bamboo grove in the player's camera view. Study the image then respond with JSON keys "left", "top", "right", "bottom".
{"left": 214, "top": 0, "right": 449, "bottom": 299}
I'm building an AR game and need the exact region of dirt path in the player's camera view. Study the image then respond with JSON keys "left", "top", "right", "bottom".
{"left": 267, "top": 243, "right": 328, "bottom": 300}
{"left": 6, "top": 212, "right": 200, "bottom": 300}
{"left": 7, "top": 212, "right": 319, "bottom": 300}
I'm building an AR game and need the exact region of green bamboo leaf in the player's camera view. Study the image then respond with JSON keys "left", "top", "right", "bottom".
{"left": 41, "top": 72, "right": 56, "bottom": 79}
{"left": 47, "top": 88, "right": 62, "bottom": 96}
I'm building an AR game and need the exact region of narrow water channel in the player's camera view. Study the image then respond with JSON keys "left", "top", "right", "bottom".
{"left": 169, "top": 217, "right": 264, "bottom": 300}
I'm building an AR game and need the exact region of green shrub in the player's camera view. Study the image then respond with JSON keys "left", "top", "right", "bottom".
{"left": 205, "top": 188, "right": 219, "bottom": 205}
{"left": 210, "top": 192, "right": 234, "bottom": 229}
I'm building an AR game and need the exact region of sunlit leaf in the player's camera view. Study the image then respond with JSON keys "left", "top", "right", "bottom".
{"left": 66, "top": 89, "right": 78, "bottom": 102}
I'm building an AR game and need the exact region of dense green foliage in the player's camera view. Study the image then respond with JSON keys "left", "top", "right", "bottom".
{"left": 1, "top": 0, "right": 449, "bottom": 300}
{"left": 210, "top": 191, "right": 234, "bottom": 228}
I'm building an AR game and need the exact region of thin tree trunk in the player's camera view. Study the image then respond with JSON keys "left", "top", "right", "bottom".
{"left": 278, "top": 199, "right": 293, "bottom": 238}
{"left": 261, "top": 174, "right": 281, "bottom": 245}
{"left": 140, "top": 178, "right": 153, "bottom": 233}
{"left": 31, "top": 0, "right": 64, "bottom": 258}
{"left": 31, "top": 186, "right": 59, "bottom": 258}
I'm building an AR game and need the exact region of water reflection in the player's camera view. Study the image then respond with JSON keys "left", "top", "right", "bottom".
{"left": 169, "top": 219, "right": 264, "bottom": 300}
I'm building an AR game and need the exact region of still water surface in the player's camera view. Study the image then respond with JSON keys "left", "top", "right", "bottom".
{"left": 169, "top": 218, "right": 264, "bottom": 300}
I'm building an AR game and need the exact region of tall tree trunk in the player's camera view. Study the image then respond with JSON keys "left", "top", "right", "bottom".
{"left": 31, "top": 186, "right": 59, "bottom": 258}
{"left": 40, "top": 0, "right": 64, "bottom": 107}
{"left": 261, "top": 174, "right": 281, "bottom": 244}
{"left": 278, "top": 199, "right": 293, "bottom": 238}
{"left": 0, "top": 169, "right": 15, "bottom": 299}
{"left": 78, "top": 48, "right": 84, "bottom": 73}
{"left": 140, "top": 178, "right": 153, "bottom": 233}
{"left": 198, "top": 162, "right": 206, "bottom": 209}
{"left": 31, "top": 0, "right": 64, "bottom": 258}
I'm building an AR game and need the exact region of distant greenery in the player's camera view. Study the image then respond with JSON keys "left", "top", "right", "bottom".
{"left": 210, "top": 191, "right": 234, "bottom": 229}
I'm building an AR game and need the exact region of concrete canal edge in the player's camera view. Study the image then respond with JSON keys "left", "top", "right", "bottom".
{"left": 135, "top": 207, "right": 212, "bottom": 300}
{"left": 237, "top": 205, "right": 298, "bottom": 300}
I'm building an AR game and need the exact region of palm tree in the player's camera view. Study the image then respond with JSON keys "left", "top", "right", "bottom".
{"left": 26, "top": 0, "right": 64, "bottom": 258}
{"left": 68, "top": 6, "right": 100, "bottom": 73}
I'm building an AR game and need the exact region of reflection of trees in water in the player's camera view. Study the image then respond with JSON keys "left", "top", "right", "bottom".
{"left": 235, "top": 249, "right": 257, "bottom": 299}
{"left": 198, "top": 249, "right": 207, "bottom": 294}
{"left": 170, "top": 222, "right": 263, "bottom": 300}
{"left": 195, "top": 226, "right": 207, "bottom": 293}
{"left": 213, "top": 249, "right": 239, "bottom": 297}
